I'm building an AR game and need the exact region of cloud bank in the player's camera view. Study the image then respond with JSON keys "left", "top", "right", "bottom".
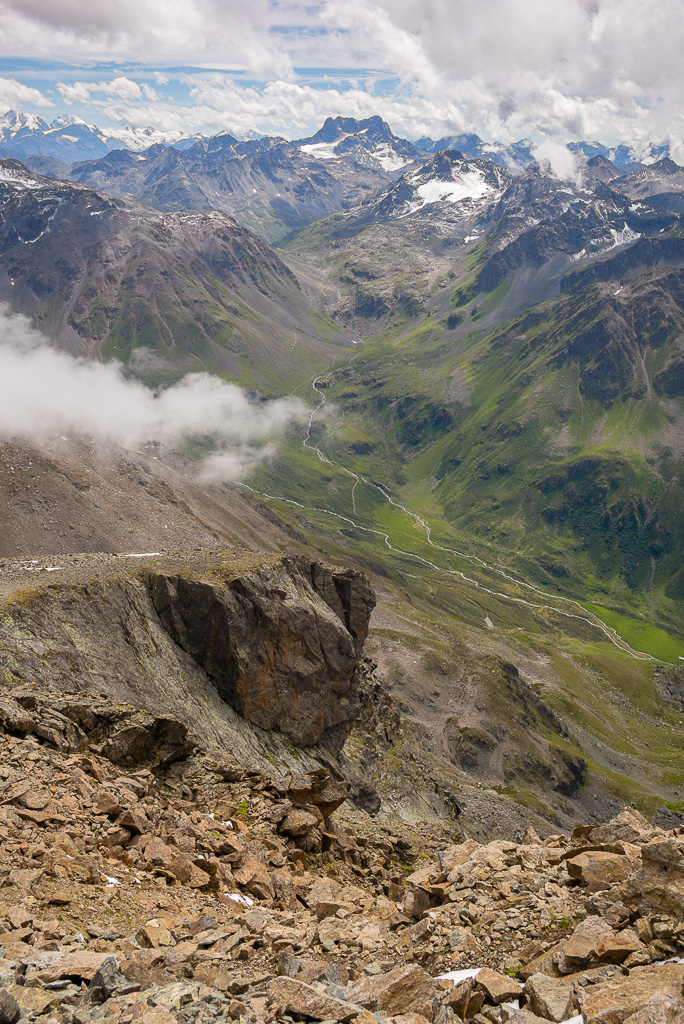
{"left": 2, "top": 0, "right": 684, "bottom": 151}
{"left": 0, "top": 307, "right": 306, "bottom": 482}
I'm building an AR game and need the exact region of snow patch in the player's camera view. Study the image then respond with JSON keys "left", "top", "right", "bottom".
{"left": 300, "top": 139, "right": 346, "bottom": 160}
{"left": 400, "top": 168, "right": 495, "bottom": 217}
{"left": 372, "top": 144, "right": 410, "bottom": 172}
{"left": 571, "top": 222, "right": 641, "bottom": 262}
{"left": 225, "top": 892, "right": 254, "bottom": 906}
{"left": 607, "top": 223, "right": 641, "bottom": 249}
{"left": 0, "top": 166, "right": 40, "bottom": 189}
{"left": 435, "top": 968, "right": 481, "bottom": 985}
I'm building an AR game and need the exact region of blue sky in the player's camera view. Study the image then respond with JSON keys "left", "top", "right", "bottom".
{"left": 0, "top": 0, "right": 682, "bottom": 155}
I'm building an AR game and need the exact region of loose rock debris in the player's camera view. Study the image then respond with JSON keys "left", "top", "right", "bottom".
{"left": 0, "top": 705, "right": 683, "bottom": 1023}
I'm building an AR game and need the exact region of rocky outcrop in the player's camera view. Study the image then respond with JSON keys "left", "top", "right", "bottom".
{"left": 147, "top": 559, "right": 375, "bottom": 751}
{"left": 0, "top": 553, "right": 375, "bottom": 764}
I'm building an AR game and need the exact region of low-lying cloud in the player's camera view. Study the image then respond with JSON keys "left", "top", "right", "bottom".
{"left": 0, "top": 306, "right": 307, "bottom": 481}
{"left": 531, "top": 138, "right": 587, "bottom": 184}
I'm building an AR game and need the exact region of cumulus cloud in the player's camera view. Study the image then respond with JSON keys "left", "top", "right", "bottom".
{"left": 2, "top": 0, "right": 684, "bottom": 150}
{"left": 531, "top": 138, "right": 586, "bottom": 183}
{"left": 0, "top": 307, "right": 306, "bottom": 482}
{"left": 0, "top": 0, "right": 292, "bottom": 77}
{"left": 0, "top": 77, "right": 53, "bottom": 110}
{"left": 56, "top": 76, "right": 160, "bottom": 107}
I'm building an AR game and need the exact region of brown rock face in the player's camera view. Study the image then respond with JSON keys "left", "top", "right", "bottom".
{"left": 622, "top": 837, "right": 684, "bottom": 916}
{"left": 147, "top": 559, "right": 375, "bottom": 751}
{"left": 350, "top": 964, "right": 437, "bottom": 1020}
{"left": 524, "top": 974, "right": 575, "bottom": 1022}
{"left": 579, "top": 963, "right": 684, "bottom": 1023}
{"left": 565, "top": 850, "right": 636, "bottom": 892}
{"left": 268, "top": 977, "right": 361, "bottom": 1022}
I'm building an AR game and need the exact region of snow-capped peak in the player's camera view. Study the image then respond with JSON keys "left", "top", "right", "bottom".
{"left": 0, "top": 110, "right": 47, "bottom": 135}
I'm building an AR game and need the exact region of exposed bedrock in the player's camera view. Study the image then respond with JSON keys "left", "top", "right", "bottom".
{"left": 147, "top": 558, "right": 376, "bottom": 751}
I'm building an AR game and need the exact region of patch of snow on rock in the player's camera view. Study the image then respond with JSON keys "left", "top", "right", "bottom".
{"left": 0, "top": 165, "right": 40, "bottom": 189}
{"left": 373, "top": 145, "right": 410, "bottom": 172}
{"left": 300, "top": 133, "right": 353, "bottom": 160}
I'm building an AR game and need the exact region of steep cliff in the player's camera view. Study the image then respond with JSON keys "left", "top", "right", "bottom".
{"left": 0, "top": 551, "right": 375, "bottom": 764}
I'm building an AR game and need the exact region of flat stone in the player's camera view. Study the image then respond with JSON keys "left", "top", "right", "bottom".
{"left": 50, "top": 951, "right": 112, "bottom": 981}
{"left": 524, "top": 973, "right": 575, "bottom": 1023}
{"left": 351, "top": 964, "right": 437, "bottom": 1021}
{"left": 579, "top": 963, "right": 684, "bottom": 1023}
{"left": 268, "top": 976, "right": 362, "bottom": 1022}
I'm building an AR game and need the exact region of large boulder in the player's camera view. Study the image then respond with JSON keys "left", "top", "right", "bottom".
{"left": 350, "top": 964, "right": 437, "bottom": 1020}
{"left": 621, "top": 837, "right": 684, "bottom": 916}
{"left": 147, "top": 559, "right": 375, "bottom": 751}
{"left": 578, "top": 963, "right": 684, "bottom": 1023}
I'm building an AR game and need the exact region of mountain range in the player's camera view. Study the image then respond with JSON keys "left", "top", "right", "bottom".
{"left": 2, "top": 109, "right": 684, "bottom": 830}
{"left": 2, "top": 110, "right": 677, "bottom": 240}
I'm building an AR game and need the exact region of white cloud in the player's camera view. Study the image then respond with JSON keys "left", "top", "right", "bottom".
{"left": 0, "top": 0, "right": 292, "bottom": 77}
{"left": 0, "top": 306, "right": 306, "bottom": 482}
{"left": 57, "top": 76, "right": 155, "bottom": 105}
{"left": 531, "top": 138, "right": 586, "bottom": 183}
{"left": 2, "top": 0, "right": 684, "bottom": 150}
{"left": 0, "top": 77, "right": 53, "bottom": 110}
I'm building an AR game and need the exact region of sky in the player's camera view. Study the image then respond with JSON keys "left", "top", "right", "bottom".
{"left": 0, "top": 0, "right": 683, "bottom": 152}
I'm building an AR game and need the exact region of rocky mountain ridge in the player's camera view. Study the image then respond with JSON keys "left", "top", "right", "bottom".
{"left": 0, "top": 158, "right": 347, "bottom": 386}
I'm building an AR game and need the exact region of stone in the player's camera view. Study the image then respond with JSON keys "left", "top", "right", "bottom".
{"left": 593, "top": 927, "right": 642, "bottom": 964}
{"left": 519, "top": 941, "right": 565, "bottom": 981}
{"left": 93, "top": 790, "right": 123, "bottom": 816}
{"left": 86, "top": 956, "right": 140, "bottom": 1003}
{"left": 147, "top": 559, "right": 375, "bottom": 752}
{"left": 563, "top": 916, "right": 616, "bottom": 969}
{"left": 475, "top": 967, "right": 522, "bottom": 1004}
{"left": 565, "top": 851, "right": 635, "bottom": 891}
{"left": 280, "top": 809, "right": 320, "bottom": 836}
{"left": 141, "top": 836, "right": 177, "bottom": 867}
{"left": 136, "top": 921, "right": 175, "bottom": 948}
{"left": 624, "top": 993, "right": 684, "bottom": 1023}
{"left": 589, "top": 808, "right": 653, "bottom": 846}
{"left": 7, "top": 906, "right": 31, "bottom": 929}
{"left": 579, "top": 963, "right": 684, "bottom": 1023}
{"left": 622, "top": 837, "right": 684, "bottom": 916}
{"left": 146, "top": 981, "right": 200, "bottom": 1010}
{"left": 0, "top": 989, "right": 20, "bottom": 1024}
{"left": 351, "top": 964, "right": 437, "bottom": 1020}
{"left": 442, "top": 977, "right": 484, "bottom": 1021}
{"left": 233, "top": 853, "right": 275, "bottom": 899}
{"left": 169, "top": 853, "right": 212, "bottom": 889}
{"left": 3, "top": 986, "right": 62, "bottom": 1017}
{"left": 268, "top": 976, "right": 362, "bottom": 1021}
{"left": 524, "top": 973, "right": 575, "bottom": 1022}
{"left": 49, "top": 951, "right": 112, "bottom": 981}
